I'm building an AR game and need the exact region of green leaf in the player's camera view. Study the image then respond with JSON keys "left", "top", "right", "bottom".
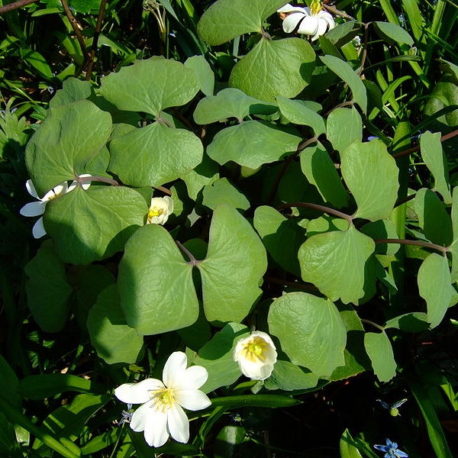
{"left": 181, "top": 156, "right": 219, "bottom": 200}
{"left": 341, "top": 140, "right": 399, "bottom": 221}
{"left": 418, "top": 253, "right": 453, "bottom": 328}
{"left": 202, "top": 178, "right": 250, "bottom": 211}
{"left": 340, "top": 429, "right": 363, "bottom": 458}
{"left": 197, "top": 0, "right": 287, "bottom": 45}
{"left": 424, "top": 81, "right": 458, "bottom": 128}
{"left": 451, "top": 187, "right": 458, "bottom": 282}
{"left": 253, "top": 205, "right": 305, "bottom": 276}
{"left": 326, "top": 107, "right": 362, "bottom": 154}
{"left": 25, "top": 241, "right": 72, "bottom": 332}
{"left": 198, "top": 205, "right": 267, "bottom": 322}
{"left": 211, "top": 394, "right": 300, "bottom": 409}
{"left": 49, "top": 78, "right": 92, "bottom": 108}
{"left": 276, "top": 96, "right": 325, "bottom": 136}
{"left": 364, "top": 331, "right": 397, "bottom": 383}
{"left": 0, "top": 356, "right": 21, "bottom": 408}
{"left": 70, "top": 0, "right": 100, "bottom": 13}
{"left": 194, "top": 322, "right": 250, "bottom": 393}
{"left": 25, "top": 100, "right": 112, "bottom": 195}
{"left": 298, "top": 226, "right": 375, "bottom": 304}
{"left": 118, "top": 224, "right": 199, "bottom": 335}
{"left": 206, "top": 120, "right": 301, "bottom": 169}
{"left": 414, "top": 188, "right": 453, "bottom": 246}
{"left": 320, "top": 55, "right": 367, "bottom": 112}
{"left": 374, "top": 21, "right": 414, "bottom": 46}
{"left": 45, "top": 186, "right": 147, "bottom": 265}
{"left": 300, "top": 143, "right": 349, "bottom": 208}
{"left": 193, "top": 88, "right": 276, "bottom": 124}
{"left": 410, "top": 381, "right": 454, "bottom": 458}
{"left": 268, "top": 292, "right": 346, "bottom": 377}
{"left": 420, "top": 131, "right": 452, "bottom": 204}
{"left": 99, "top": 58, "right": 199, "bottom": 116}
{"left": 360, "top": 220, "right": 400, "bottom": 256}
{"left": 87, "top": 285, "right": 143, "bottom": 364}
{"left": 20, "top": 374, "right": 96, "bottom": 400}
{"left": 264, "top": 360, "right": 319, "bottom": 391}
{"left": 385, "top": 312, "right": 429, "bottom": 333}
{"left": 184, "top": 55, "right": 215, "bottom": 97}
{"left": 109, "top": 122, "right": 203, "bottom": 187}
{"left": 230, "top": 38, "right": 315, "bottom": 102}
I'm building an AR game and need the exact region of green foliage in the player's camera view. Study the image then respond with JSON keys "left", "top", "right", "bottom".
{"left": 1, "top": 0, "right": 457, "bottom": 455}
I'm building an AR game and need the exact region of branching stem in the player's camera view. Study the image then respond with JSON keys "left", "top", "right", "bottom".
{"left": 77, "top": 175, "right": 119, "bottom": 186}
{"left": 279, "top": 202, "right": 354, "bottom": 224}
{"left": 0, "top": 0, "right": 38, "bottom": 14}
{"left": 361, "top": 318, "right": 385, "bottom": 332}
{"left": 375, "top": 238, "right": 448, "bottom": 255}
{"left": 85, "top": 0, "right": 108, "bottom": 80}
{"left": 393, "top": 129, "right": 458, "bottom": 158}
{"left": 176, "top": 241, "right": 200, "bottom": 266}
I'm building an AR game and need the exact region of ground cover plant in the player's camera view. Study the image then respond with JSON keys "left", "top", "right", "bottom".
{"left": 0, "top": 0, "right": 457, "bottom": 456}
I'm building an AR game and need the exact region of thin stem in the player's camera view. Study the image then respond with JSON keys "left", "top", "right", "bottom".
{"left": 61, "top": 0, "right": 89, "bottom": 70}
{"left": 375, "top": 238, "right": 448, "bottom": 255}
{"left": 85, "top": 0, "right": 108, "bottom": 80}
{"left": 77, "top": 175, "right": 119, "bottom": 186}
{"left": 267, "top": 136, "right": 318, "bottom": 203}
{"left": 361, "top": 318, "right": 385, "bottom": 332}
{"left": 279, "top": 202, "right": 354, "bottom": 224}
{"left": 324, "top": 101, "right": 354, "bottom": 117}
{"left": 393, "top": 129, "right": 458, "bottom": 158}
{"left": 154, "top": 185, "right": 172, "bottom": 196}
{"left": 0, "top": 0, "right": 38, "bottom": 14}
{"left": 323, "top": 4, "right": 355, "bottom": 20}
{"left": 176, "top": 241, "right": 200, "bottom": 266}
{"left": 357, "top": 23, "right": 370, "bottom": 76}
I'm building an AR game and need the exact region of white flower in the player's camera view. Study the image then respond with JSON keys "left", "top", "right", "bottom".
{"left": 278, "top": 2, "right": 335, "bottom": 41}
{"left": 147, "top": 196, "right": 173, "bottom": 225}
{"left": 114, "top": 351, "right": 211, "bottom": 448}
{"left": 233, "top": 331, "right": 277, "bottom": 381}
{"left": 68, "top": 173, "right": 92, "bottom": 192}
{"left": 20, "top": 175, "right": 92, "bottom": 239}
{"left": 20, "top": 180, "right": 68, "bottom": 239}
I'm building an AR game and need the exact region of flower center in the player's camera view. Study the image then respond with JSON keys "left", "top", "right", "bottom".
{"left": 310, "top": 0, "right": 322, "bottom": 15}
{"left": 241, "top": 336, "right": 269, "bottom": 362}
{"left": 150, "top": 387, "right": 176, "bottom": 412}
{"left": 148, "top": 206, "right": 164, "bottom": 219}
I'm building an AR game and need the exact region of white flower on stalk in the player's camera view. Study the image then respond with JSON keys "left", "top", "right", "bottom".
{"left": 147, "top": 196, "right": 173, "bottom": 225}
{"left": 233, "top": 331, "right": 278, "bottom": 381}
{"left": 20, "top": 180, "right": 68, "bottom": 239}
{"left": 278, "top": 1, "right": 335, "bottom": 41}
{"left": 114, "top": 351, "right": 211, "bottom": 448}
{"left": 20, "top": 175, "right": 92, "bottom": 239}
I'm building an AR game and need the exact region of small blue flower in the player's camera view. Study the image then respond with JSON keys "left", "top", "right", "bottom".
{"left": 374, "top": 439, "right": 408, "bottom": 458}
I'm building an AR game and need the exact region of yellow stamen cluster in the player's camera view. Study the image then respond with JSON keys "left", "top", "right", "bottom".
{"left": 240, "top": 336, "right": 269, "bottom": 362}
{"left": 150, "top": 388, "right": 176, "bottom": 412}
{"left": 148, "top": 207, "right": 164, "bottom": 219}
{"left": 310, "top": 0, "right": 323, "bottom": 15}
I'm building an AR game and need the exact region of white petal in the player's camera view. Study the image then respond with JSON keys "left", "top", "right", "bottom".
{"left": 115, "top": 378, "right": 164, "bottom": 404}
{"left": 320, "top": 11, "right": 335, "bottom": 30}
{"left": 78, "top": 174, "right": 92, "bottom": 191}
{"left": 32, "top": 218, "right": 47, "bottom": 239}
{"left": 282, "top": 12, "right": 306, "bottom": 33}
{"left": 297, "top": 16, "right": 319, "bottom": 36}
{"left": 174, "top": 366, "right": 208, "bottom": 391}
{"left": 167, "top": 404, "right": 189, "bottom": 444}
{"left": 175, "top": 389, "right": 211, "bottom": 411}
{"left": 238, "top": 359, "right": 275, "bottom": 381}
{"left": 25, "top": 179, "right": 39, "bottom": 199}
{"left": 53, "top": 182, "right": 68, "bottom": 195}
{"left": 277, "top": 4, "right": 307, "bottom": 14}
{"left": 311, "top": 18, "right": 329, "bottom": 41}
{"left": 144, "top": 409, "right": 169, "bottom": 447}
{"left": 250, "top": 331, "right": 276, "bottom": 348}
{"left": 20, "top": 201, "right": 46, "bottom": 217}
{"left": 165, "top": 196, "right": 174, "bottom": 214}
{"left": 130, "top": 400, "right": 154, "bottom": 432}
{"left": 163, "top": 352, "right": 188, "bottom": 388}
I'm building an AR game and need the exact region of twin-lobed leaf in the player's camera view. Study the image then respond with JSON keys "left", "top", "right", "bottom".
{"left": 197, "top": 0, "right": 288, "bottom": 46}
{"left": 277, "top": 96, "right": 325, "bottom": 136}
{"left": 341, "top": 140, "right": 399, "bottom": 221}
{"left": 326, "top": 107, "right": 362, "bottom": 154}
{"left": 268, "top": 292, "right": 347, "bottom": 377}
{"left": 109, "top": 122, "right": 203, "bottom": 187}
{"left": 45, "top": 186, "right": 148, "bottom": 265}
{"left": 99, "top": 58, "right": 199, "bottom": 116}
{"left": 206, "top": 120, "right": 301, "bottom": 169}
{"left": 230, "top": 38, "right": 315, "bottom": 102}
{"left": 364, "top": 331, "right": 397, "bottom": 382}
{"left": 298, "top": 226, "right": 375, "bottom": 304}
{"left": 26, "top": 100, "right": 112, "bottom": 195}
